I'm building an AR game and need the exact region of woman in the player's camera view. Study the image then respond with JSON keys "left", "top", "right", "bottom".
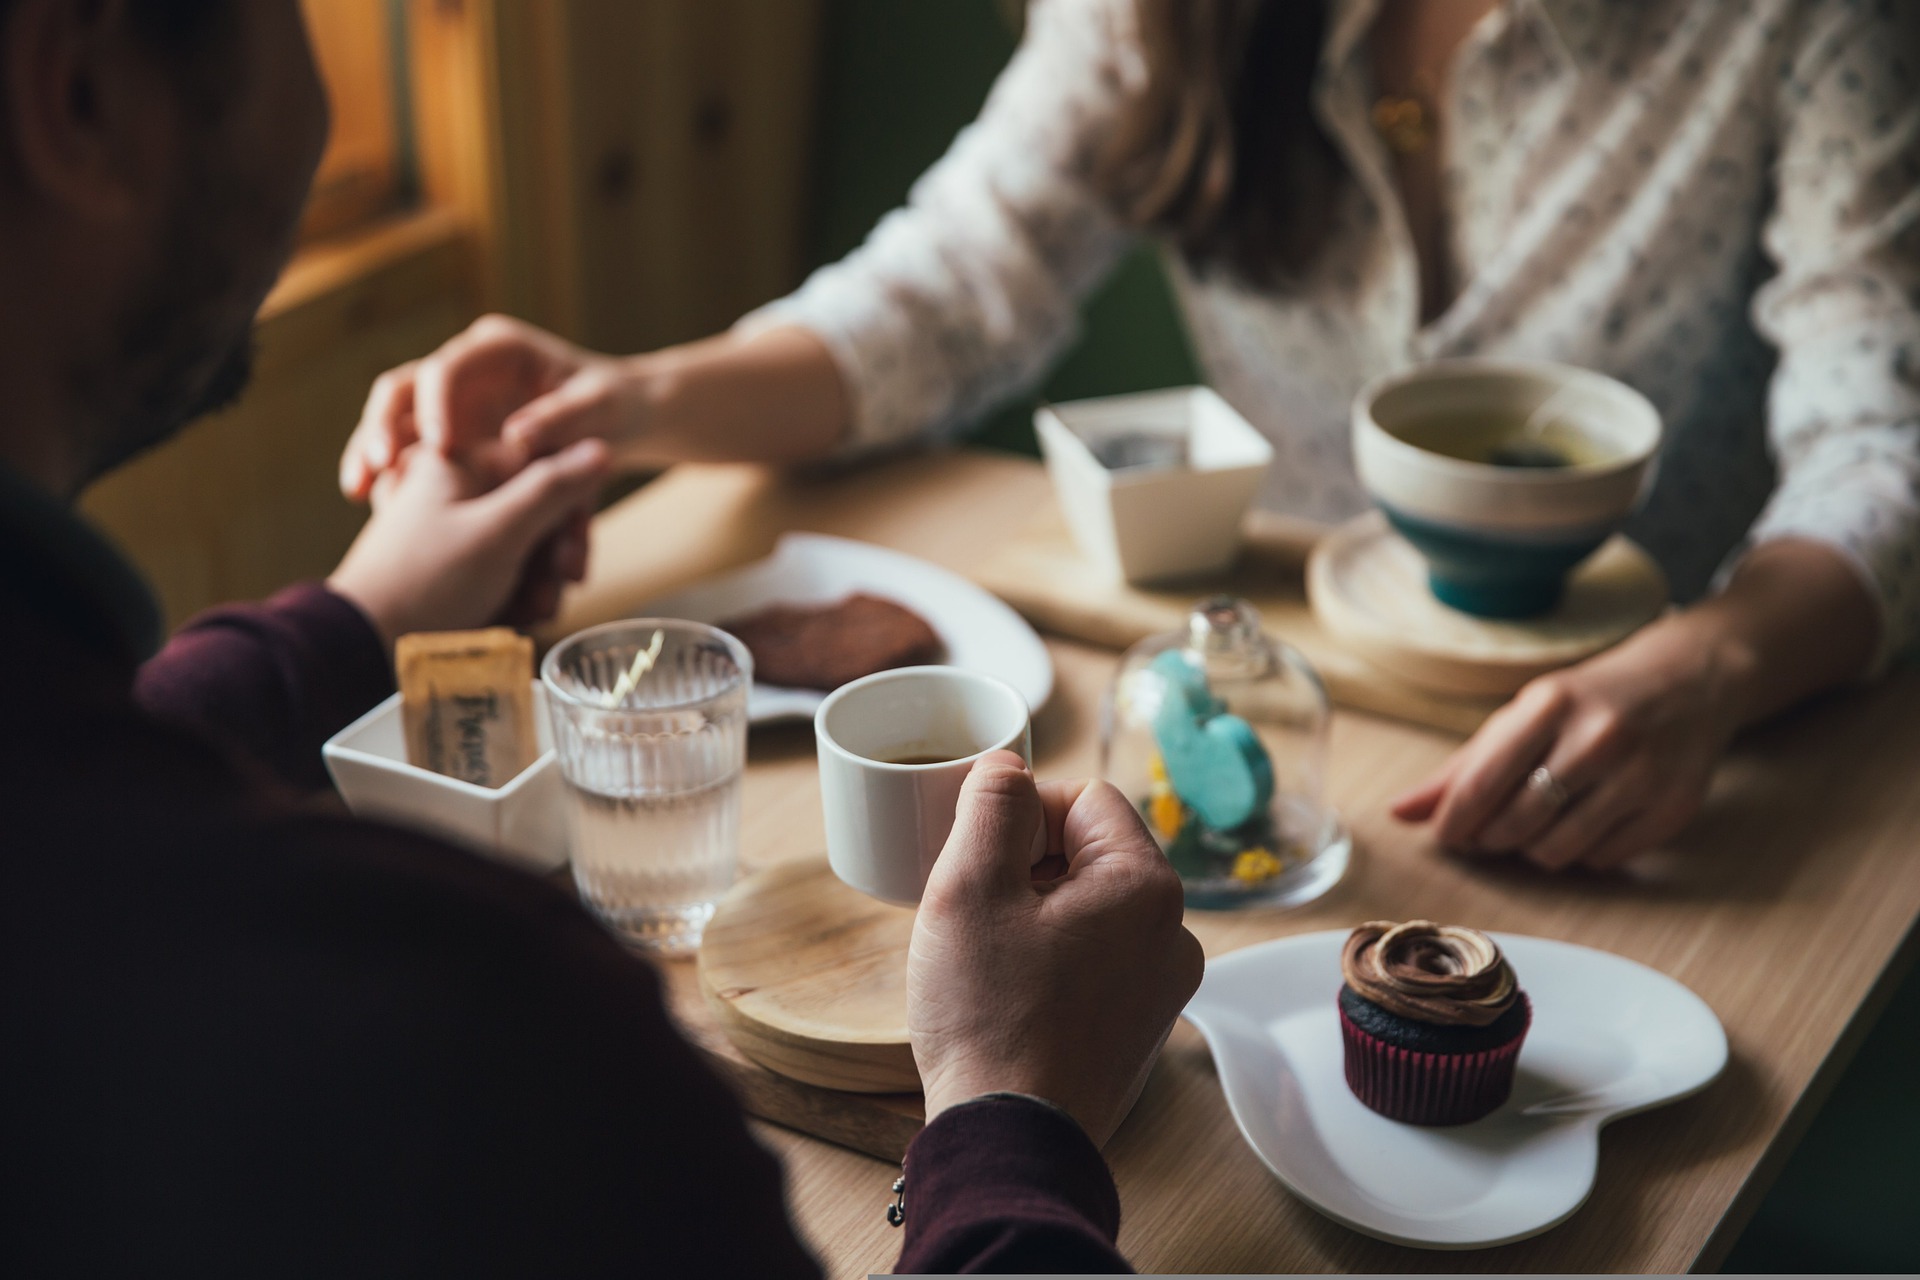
{"left": 342, "top": 0, "right": 1920, "bottom": 871}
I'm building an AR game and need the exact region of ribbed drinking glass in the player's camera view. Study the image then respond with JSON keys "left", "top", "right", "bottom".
{"left": 542, "top": 619, "right": 751, "bottom": 953}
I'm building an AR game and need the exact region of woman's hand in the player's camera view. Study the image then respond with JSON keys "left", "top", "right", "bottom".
{"left": 340, "top": 320, "right": 851, "bottom": 501}
{"left": 339, "top": 315, "right": 643, "bottom": 503}
{"left": 1391, "top": 538, "right": 1880, "bottom": 871}
{"left": 909, "top": 753, "right": 1204, "bottom": 1147}
{"left": 1389, "top": 619, "right": 1746, "bottom": 870}
{"left": 328, "top": 439, "right": 610, "bottom": 648}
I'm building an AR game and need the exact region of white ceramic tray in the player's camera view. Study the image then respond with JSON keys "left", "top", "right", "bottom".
{"left": 636, "top": 533, "right": 1054, "bottom": 724}
{"left": 1036, "top": 386, "right": 1272, "bottom": 585}
{"left": 1182, "top": 930, "right": 1727, "bottom": 1249}
{"left": 323, "top": 683, "right": 568, "bottom": 875}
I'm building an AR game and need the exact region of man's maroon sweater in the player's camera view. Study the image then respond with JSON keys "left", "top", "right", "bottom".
{"left": 0, "top": 477, "right": 1130, "bottom": 1276}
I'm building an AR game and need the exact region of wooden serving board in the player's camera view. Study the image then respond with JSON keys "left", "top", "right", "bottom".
{"left": 1307, "top": 512, "right": 1670, "bottom": 698}
{"left": 970, "top": 506, "right": 1503, "bottom": 735}
{"left": 659, "top": 953, "right": 925, "bottom": 1165}
{"left": 698, "top": 860, "right": 919, "bottom": 1094}
{"left": 536, "top": 859, "right": 925, "bottom": 1164}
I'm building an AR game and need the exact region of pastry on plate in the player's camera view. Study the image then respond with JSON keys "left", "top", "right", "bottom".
{"left": 717, "top": 593, "right": 942, "bottom": 692}
{"left": 1338, "top": 919, "right": 1531, "bottom": 1125}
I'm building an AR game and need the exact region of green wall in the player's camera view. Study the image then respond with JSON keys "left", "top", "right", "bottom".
{"left": 806, "top": 0, "right": 1199, "bottom": 455}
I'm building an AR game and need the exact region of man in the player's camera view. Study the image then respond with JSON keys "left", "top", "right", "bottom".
{"left": 0, "top": 2, "right": 1203, "bottom": 1275}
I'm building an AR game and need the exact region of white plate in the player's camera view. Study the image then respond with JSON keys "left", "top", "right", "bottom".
{"left": 635, "top": 533, "right": 1054, "bottom": 724}
{"left": 1182, "top": 930, "right": 1727, "bottom": 1250}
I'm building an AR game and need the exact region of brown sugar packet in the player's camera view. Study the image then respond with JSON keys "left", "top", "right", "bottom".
{"left": 396, "top": 628, "right": 537, "bottom": 788}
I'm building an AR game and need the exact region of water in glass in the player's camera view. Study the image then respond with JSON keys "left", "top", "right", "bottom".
{"left": 542, "top": 620, "right": 751, "bottom": 954}
{"left": 565, "top": 774, "right": 740, "bottom": 950}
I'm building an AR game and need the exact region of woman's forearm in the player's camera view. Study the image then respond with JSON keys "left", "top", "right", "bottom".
{"left": 621, "top": 325, "right": 851, "bottom": 466}
{"left": 1679, "top": 537, "right": 1881, "bottom": 730}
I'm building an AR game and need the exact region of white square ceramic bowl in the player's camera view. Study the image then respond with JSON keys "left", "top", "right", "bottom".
{"left": 322, "top": 683, "right": 570, "bottom": 875}
{"left": 1036, "top": 387, "right": 1274, "bottom": 585}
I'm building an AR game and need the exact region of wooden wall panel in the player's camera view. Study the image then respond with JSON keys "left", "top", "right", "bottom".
{"left": 408, "top": 0, "right": 509, "bottom": 304}
{"left": 490, "top": 0, "right": 586, "bottom": 335}
{"left": 406, "top": 0, "right": 824, "bottom": 348}
{"left": 298, "top": 0, "right": 403, "bottom": 240}
{"left": 541, "top": 0, "right": 824, "bottom": 352}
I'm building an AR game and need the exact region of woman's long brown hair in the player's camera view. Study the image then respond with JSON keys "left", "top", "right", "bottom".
{"left": 1098, "top": 0, "right": 1335, "bottom": 287}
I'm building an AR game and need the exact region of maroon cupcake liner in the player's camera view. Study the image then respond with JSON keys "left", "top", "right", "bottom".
{"left": 1339, "top": 993, "right": 1531, "bottom": 1126}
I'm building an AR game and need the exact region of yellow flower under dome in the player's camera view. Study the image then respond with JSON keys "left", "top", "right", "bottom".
{"left": 1232, "top": 848, "right": 1284, "bottom": 884}
{"left": 1149, "top": 789, "right": 1185, "bottom": 840}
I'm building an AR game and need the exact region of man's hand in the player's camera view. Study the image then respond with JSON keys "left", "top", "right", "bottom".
{"left": 908, "top": 752, "right": 1205, "bottom": 1148}
{"left": 327, "top": 439, "right": 610, "bottom": 648}
{"left": 339, "top": 315, "right": 641, "bottom": 503}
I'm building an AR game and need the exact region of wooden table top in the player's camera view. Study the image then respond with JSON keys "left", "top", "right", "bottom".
{"left": 554, "top": 449, "right": 1920, "bottom": 1277}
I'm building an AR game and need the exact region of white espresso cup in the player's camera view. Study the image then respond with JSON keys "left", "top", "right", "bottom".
{"left": 815, "top": 666, "right": 1033, "bottom": 905}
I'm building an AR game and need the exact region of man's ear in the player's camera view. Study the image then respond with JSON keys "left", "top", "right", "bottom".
{"left": 2, "top": 0, "right": 166, "bottom": 223}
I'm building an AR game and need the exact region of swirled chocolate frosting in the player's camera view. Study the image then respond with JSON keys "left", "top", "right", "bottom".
{"left": 1341, "top": 920, "right": 1518, "bottom": 1027}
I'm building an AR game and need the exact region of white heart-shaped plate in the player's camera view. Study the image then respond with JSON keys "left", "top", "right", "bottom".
{"left": 1182, "top": 930, "right": 1727, "bottom": 1249}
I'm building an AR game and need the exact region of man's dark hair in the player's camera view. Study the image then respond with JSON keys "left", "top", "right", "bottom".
{"left": 132, "top": 0, "right": 240, "bottom": 118}
{"left": 0, "top": 0, "right": 229, "bottom": 45}
{"left": 126, "top": 0, "right": 232, "bottom": 47}
{"left": 0, "top": 0, "right": 264, "bottom": 487}
{"left": 0, "top": 0, "right": 236, "bottom": 103}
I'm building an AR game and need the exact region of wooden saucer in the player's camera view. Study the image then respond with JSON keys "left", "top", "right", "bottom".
{"left": 698, "top": 859, "right": 919, "bottom": 1093}
{"left": 1306, "top": 512, "right": 1668, "bottom": 698}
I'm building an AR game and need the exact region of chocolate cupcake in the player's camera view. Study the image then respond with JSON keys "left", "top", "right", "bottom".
{"left": 1338, "top": 920, "right": 1531, "bottom": 1125}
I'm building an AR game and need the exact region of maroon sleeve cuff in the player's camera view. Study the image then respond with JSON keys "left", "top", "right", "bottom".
{"left": 895, "top": 1094, "right": 1129, "bottom": 1276}
{"left": 134, "top": 582, "right": 393, "bottom": 792}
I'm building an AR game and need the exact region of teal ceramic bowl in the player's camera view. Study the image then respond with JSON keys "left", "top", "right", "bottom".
{"left": 1352, "top": 361, "right": 1663, "bottom": 619}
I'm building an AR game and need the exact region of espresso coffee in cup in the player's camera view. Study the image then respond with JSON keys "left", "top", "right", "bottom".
{"left": 814, "top": 667, "right": 1032, "bottom": 904}
{"left": 873, "top": 749, "right": 965, "bottom": 766}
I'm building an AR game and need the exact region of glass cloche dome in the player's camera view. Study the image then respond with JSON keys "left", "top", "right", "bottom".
{"left": 1101, "top": 597, "right": 1349, "bottom": 909}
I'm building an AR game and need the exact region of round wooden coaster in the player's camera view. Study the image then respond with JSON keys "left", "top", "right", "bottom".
{"left": 1306, "top": 511, "right": 1669, "bottom": 699}
{"left": 698, "top": 858, "right": 919, "bottom": 1093}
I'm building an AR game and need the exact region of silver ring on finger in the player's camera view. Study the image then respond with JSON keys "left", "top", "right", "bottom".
{"left": 1525, "top": 765, "right": 1571, "bottom": 810}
